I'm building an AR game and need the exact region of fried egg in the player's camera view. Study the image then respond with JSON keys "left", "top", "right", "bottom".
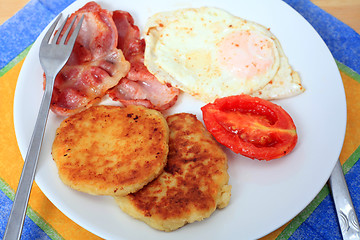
{"left": 144, "top": 7, "right": 304, "bottom": 102}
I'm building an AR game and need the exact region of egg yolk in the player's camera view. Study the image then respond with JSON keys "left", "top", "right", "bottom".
{"left": 218, "top": 30, "right": 275, "bottom": 80}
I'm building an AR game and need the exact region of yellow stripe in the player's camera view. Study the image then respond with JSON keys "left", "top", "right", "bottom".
{"left": 339, "top": 70, "right": 360, "bottom": 165}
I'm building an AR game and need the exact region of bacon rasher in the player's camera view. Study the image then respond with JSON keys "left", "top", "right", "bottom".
{"left": 48, "top": 2, "right": 130, "bottom": 116}
{"left": 107, "top": 10, "right": 180, "bottom": 111}
{"left": 46, "top": 2, "right": 179, "bottom": 115}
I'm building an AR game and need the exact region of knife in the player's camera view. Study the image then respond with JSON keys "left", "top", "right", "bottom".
{"left": 329, "top": 160, "right": 360, "bottom": 239}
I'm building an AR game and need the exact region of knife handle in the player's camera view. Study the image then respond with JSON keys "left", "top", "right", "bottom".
{"left": 329, "top": 160, "right": 360, "bottom": 240}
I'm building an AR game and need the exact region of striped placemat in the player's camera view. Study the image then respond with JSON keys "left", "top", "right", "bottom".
{"left": 0, "top": 0, "right": 359, "bottom": 239}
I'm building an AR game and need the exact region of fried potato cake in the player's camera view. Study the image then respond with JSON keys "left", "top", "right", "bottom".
{"left": 115, "top": 113, "right": 231, "bottom": 231}
{"left": 52, "top": 105, "right": 169, "bottom": 196}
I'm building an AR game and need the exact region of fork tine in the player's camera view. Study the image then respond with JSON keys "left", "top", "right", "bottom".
{"left": 52, "top": 14, "right": 69, "bottom": 44}
{"left": 59, "top": 15, "right": 78, "bottom": 44}
{"left": 40, "top": 13, "right": 63, "bottom": 46}
{"left": 66, "top": 15, "right": 84, "bottom": 46}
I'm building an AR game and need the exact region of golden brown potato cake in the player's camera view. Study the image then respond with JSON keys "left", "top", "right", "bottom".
{"left": 115, "top": 113, "right": 231, "bottom": 231}
{"left": 52, "top": 105, "right": 169, "bottom": 196}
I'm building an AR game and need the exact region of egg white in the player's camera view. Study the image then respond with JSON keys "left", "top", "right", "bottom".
{"left": 144, "top": 7, "right": 304, "bottom": 102}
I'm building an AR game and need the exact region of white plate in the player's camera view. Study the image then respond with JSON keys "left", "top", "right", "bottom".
{"left": 13, "top": 0, "right": 347, "bottom": 239}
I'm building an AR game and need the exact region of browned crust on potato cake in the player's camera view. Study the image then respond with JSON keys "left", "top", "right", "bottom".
{"left": 115, "top": 113, "right": 231, "bottom": 231}
{"left": 52, "top": 105, "right": 169, "bottom": 196}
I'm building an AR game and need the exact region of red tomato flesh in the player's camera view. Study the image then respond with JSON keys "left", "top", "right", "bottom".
{"left": 201, "top": 94, "right": 297, "bottom": 160}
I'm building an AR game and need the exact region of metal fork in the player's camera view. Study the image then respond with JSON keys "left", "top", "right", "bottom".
{"left": 3, "top": 13, "right": 84, "bottom": 240}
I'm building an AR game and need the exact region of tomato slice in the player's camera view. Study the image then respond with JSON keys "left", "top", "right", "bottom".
{"left": 201, "top": 94, "right": 297, "bottom": 160}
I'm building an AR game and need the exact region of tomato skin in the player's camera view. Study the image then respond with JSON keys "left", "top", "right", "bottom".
{"left": 201, "top": 94, "right": 297, "bottom": 160}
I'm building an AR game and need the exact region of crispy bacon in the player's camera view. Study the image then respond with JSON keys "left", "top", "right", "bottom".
{"left": 48, "top": 2, "right": 130, "bottom": 116}
{"left": 108, "top": 10, "right": 179, "bottom": 111}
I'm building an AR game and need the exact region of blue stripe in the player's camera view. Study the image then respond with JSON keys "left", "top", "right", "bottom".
{"left": 0, "top": 0, "right": 75, "bottom": 69}
{"left": 0, "top": 189, "right": 51, "bottom": 240}
{"left": 284, "top": 0, "right": 360, "bottom": 74}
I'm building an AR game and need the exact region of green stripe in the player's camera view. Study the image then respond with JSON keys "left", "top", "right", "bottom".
{"left": 0, "top": 177, "right": 64, "bottom": 240}
{"left": 276, "top": 145, "right": 360, "bottom": 239}
{"left": 343, "top": 145, "right": 360, "bottom": 174}
{"left": 336, "top": 60, "right": 360, "bottom": 83}
{"left": 0, "top": 177, "right": 16, "bottom": 200}
{"left": 0, "top": 45, "right": 32, "bottom": 78}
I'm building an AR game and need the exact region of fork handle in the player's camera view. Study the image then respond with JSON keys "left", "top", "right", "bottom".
{"left": 3, "top": 75, "right": 55, "bottom": 240}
